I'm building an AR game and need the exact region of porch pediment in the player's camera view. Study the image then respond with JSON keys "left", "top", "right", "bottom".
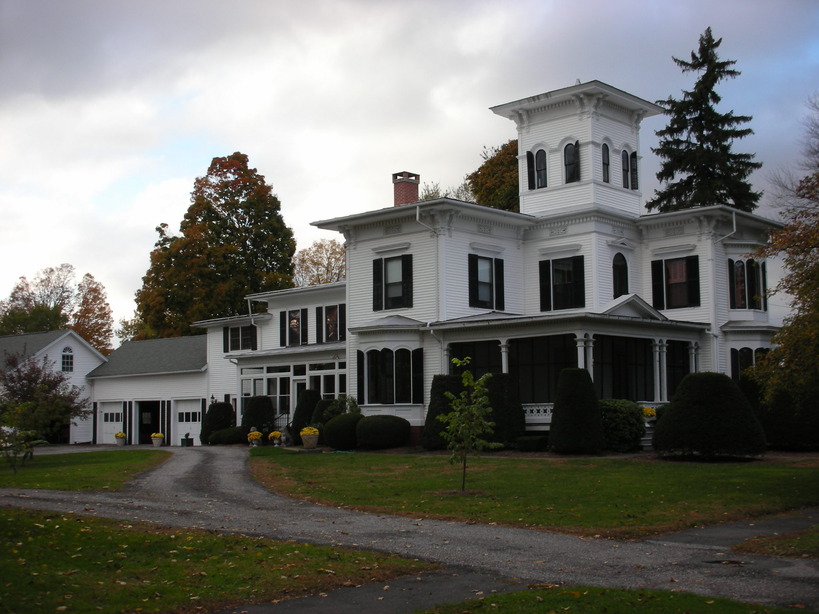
{"left": 601, "top": 294, "right": 667, "bottom": 321}
{"left": 349, "top": 314, "right": 424, "bottom": 334}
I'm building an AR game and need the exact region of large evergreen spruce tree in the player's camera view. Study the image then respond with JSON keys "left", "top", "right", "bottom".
{"left": 648, "top": 27, "right": 761, "bottom": 213}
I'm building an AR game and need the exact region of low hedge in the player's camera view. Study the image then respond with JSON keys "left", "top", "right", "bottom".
{"left": 208, "top": 426, "right": 249, "bottom": 445}
{"left": 356, "top": 415, "right": 411, "bottom": 450}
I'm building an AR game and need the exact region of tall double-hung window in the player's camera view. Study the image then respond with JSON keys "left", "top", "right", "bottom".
{"left": 564, "top": 141, "right": 580, "bottom": 183}
{"left": 468, "top": 254, "right": 505, "bottom": 310}
{"left": 315, "top": 304, "right": 347, "bottom": 342}
{"left": 622, "top": 150, "right": 639, "bottom": 189}
{"left": 728, "top": 259, "right": 767, "bottom": 310}
{"left": 526, "top": 149, "right": 548, "bottom": 190}
{"left": 539, "top": 256, "right": 585, "bottom": 311}
{"left": 61, "top": 346, "right": 74, "bottom": 372}
{"left": 651, "top": 256, "right": 700, "bottom": 309}
{"left": 279, "top": 310, "right": 308, "bottom": 346}
{"left": 373, "top": 255, "right": 413, "bottom": 311}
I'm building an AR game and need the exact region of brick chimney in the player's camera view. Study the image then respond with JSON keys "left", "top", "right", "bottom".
{"left": 392, "top": 171, "right": 420, "bottom": 206}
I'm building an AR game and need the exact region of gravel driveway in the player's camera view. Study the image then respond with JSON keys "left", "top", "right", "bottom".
{"left": 1, "top": 445, "right": 818, "bottom": 611}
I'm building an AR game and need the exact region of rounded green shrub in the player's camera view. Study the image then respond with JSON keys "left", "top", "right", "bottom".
{"left": 200, "top": 402, "right": 235, "bottom": 445}
{"left": 208, "top": 426, "right": 248, "bottom": 445}
{"left": 241, "top": 396, "right": 275, "bottom": 430}
{"left": 422, "top": 374, "right": 462, "bottom": 450}
{"left": 291, "top": 389, "right": 321, "bottom": 445}
{"left": 549, "top": 368, "right": 603, "bottom": 454}
{"left": 324, "top": 412, "right": 363, "bottom": 450}
{"left": 356, "top": 415, "right": 411, "bottom": 450}
{"left": 599, "top": 399, "right": 646, "bottom": 453}
{"left": 653, "top": 372, "right": 766, "bottom": 459}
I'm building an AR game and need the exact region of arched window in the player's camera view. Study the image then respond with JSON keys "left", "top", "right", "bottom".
{"left": 728, "top": 258, "right": 767, "bottom": 310}
{"left": 535, "top": 149, "right": 547, "bottom": 188}
{"left": 61, "top": 346, "right": 74, "bottom": 373}
{"left": 621, "top": 150, "right": 630, "bottom": 188}
{"left": 564, "top": 141, "right": 579, "bottom": 183}
{"left": 601, "top": 144, "right": 610, "bottom": 183}
{"left": 612, "top": 253, "right": 628, "bottom": 298}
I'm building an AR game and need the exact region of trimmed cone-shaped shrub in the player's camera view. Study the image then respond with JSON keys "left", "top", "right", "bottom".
{"left": 200, "top": 402, "right": 235, "bottom": 445}
{"left": 291, "top": 389, "right": 321, "bottom": 445}
{"left": 653, "top": 372, "right": 766, "bottom": 459}
{"left": 324, "top": 412, "right": 363, "bottom": 450}
{"left": 241, "top": 396, "right": 275, "bottom": 430}
{"left": 422, "top": 375, "right": 462, "bottom": 450}
{"left": 486, "top": 373, "right": 526, "bottom": 445}
{"left": 357, "top": 415, "right": 411, "bottom": 450}
{"left": 600, "top": 399, "right": 645, "bottom": 453}
{"left": 549, "top": 368, "right": 603, "bottom": 454}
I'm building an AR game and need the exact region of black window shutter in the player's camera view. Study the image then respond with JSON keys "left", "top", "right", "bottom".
{"left": 651, "top": 260, "right": 665, "bottom": 310}
{"left": 761, "top": 262, "right": 768, "bottom": 311}
{"left": 315, "top": 307, "right": 323, "bottom": 343}
{"left": 372, "top": 259, "right": 383, "bottom": 311}
{"left": 630, "top": 151, "right": 638, "bottom": 190}
{"left": 401, "top": 254, "right": 413, "bottom": 308}
{"left": 468, "top": 254, "right": 479, "bottom": 307}
{"left": 250, "top": 325, "right": 257, "bottom": 351}
{"left": 526, "top": 151, "right": 535, "bottom": 190}
{"left": 412, "top": 348, "right": 424, "bottom": 404}
{"left": 728, "top": 260, "right": 737, "bottom": 309}
{"left": 686, "top": 256, "right": 700, "bottom": 307}
{"left": 539, "top": 260, "right": 552, "bottom": 311}
{"left": 356, "top": 351, "right": 365, "bottom": 404}
{"left": 279, "top": 311, "right": 287, "bottom": 346}
{"left": 574, "top": 141, "right": 580, "bottom": 181}
{"left": 300, "top": 308, "right": 308, "bottom": 344}
{"left": 223, "top": 327, "right": 229, "bottom": 353}
{"left": 572, "top": 256, "right": 585, "bottom": 308}
{"left": 339, "top": 304, "right": 347, "bottom": 340}
{"left": 494, "top": 258, "right": 505, "bottom": 311}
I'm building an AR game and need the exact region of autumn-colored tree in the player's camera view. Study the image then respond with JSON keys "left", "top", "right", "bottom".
{"left": 754, "top": 170, "right": 819, "bottom": 401}
{"left": 0, "top": 265, "right": 113, "bottom": 353}
{"left": 466, "top": 139, "right": 520, "bottom": 212}
{"left": 131, "top": 152, "right": 295, "bottom": 339}
{"left": 71, "top": 274, "right": 114, "bottom": 355}
{"left": 419, "top": 180, "right": 474, "bottom": 202}
{"left": 0, "top": 351, "right": 88, "bottom": 443}
{"left": 292, "top": 239, "right": 346, "bottom": 287}
{"left": 648, "top": 28, "right": 761, "bottom": 213}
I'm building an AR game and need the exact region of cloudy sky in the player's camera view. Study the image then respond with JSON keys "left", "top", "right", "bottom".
{"left": 1, "top": 0, "right": 817, "bottom": 337}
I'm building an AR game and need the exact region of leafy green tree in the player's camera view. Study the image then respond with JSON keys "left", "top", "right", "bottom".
{"left": 648, "top": 27, "right": 761, "bottom": 213}
{"left": 132, "top": 152, "right": 296, "bottom": 339}
{"left": 439, "top": 357, "right": 501, "bottom": 491}
{"left": 466, "top": 140, "right": 520, "bottom": 212}
{"left": 0, "top": 352, "right": 88, "bottom": 443}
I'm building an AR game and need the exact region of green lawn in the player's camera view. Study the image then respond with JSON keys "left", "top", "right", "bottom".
{"left": 0, "top": 450, "right": 170, "bottom": 490}
{"left": 0, "top": 507, "right": 433, "bottom": 614}
{"left": 251, "top": 449, "right": 819, "bottom": 538}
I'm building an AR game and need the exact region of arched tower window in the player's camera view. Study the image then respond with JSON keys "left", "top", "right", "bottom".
{"left": 564, "top": 141, "right": 579, "bottom": 183}
{"left": 61, "top": 346, "right": 74, "bottom": 373}
{"left": 601, "top": 144, "right": 610, "bottom": 183}
{"left": 535, "top": 150, "right": 547, "bottom": 188}
{"left": 612, "top": 253, "right": 628, "bottom": 298}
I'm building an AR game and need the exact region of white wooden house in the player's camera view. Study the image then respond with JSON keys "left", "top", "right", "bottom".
{"left": 86, "top": 80, "right": 782, "bottom": 444}
{"left": 0, "top": 330, "right": 105, "bottom": 443}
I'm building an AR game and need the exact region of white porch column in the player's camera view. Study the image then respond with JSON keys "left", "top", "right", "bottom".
{"left": 652, "top": 340, "right": 663, "bottom": 402}
{"left": 658, "top": 340, "right": 668, "bottom": 402}
{"left": 585, "top": 335, "right": 595, "bottom": 377}
{"left": 499, "top": 341, "right": 510, "bottom": 374}
{"left": 689, "top": 341, "right": 699, "bottom": 373}
{"left": 575, "top": 335, "right": 586, "bottom": 370}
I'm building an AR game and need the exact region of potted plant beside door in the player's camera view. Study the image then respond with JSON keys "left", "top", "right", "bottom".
{"left": 115, "top": 432, "right": 126, "bottom": 446}
{"left": 151, "top": 432, "right": 164, "bottom": 447}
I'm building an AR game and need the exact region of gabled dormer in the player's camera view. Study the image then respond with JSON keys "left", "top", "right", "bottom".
{"left": 491, "top": 81, "right": 661, "bottom": 219}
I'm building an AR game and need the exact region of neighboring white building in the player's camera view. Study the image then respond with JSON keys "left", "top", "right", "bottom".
{"left": 86, "top": 80, "right": 783, "bottom": 444}
{"left": 0, "top": 330, "right": 105, "bottom": 443}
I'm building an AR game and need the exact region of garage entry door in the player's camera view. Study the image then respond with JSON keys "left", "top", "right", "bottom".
{"left": 176, "top": 399, "right": 202, "bottom": 445}
{"left": 99, "top": 402, "right": 124, "bottom": 444}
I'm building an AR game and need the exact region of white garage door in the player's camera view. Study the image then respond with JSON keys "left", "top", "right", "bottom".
{"left": 100, "top": 402, "right": 124, "bottom": 444}
{"left": 175, "top": 399, "right": 202, "bottom": 445}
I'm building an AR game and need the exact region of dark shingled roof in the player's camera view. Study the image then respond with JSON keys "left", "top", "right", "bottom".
{"left": 0, "top": 330, "right": 73, "bottom": 361}
{"left": 88, "top": 336, "right": 207, "bottom": 378}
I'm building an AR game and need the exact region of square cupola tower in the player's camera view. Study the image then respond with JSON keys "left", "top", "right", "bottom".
{"left": 491, "top": 81, "right": 661, "bottom": 218}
